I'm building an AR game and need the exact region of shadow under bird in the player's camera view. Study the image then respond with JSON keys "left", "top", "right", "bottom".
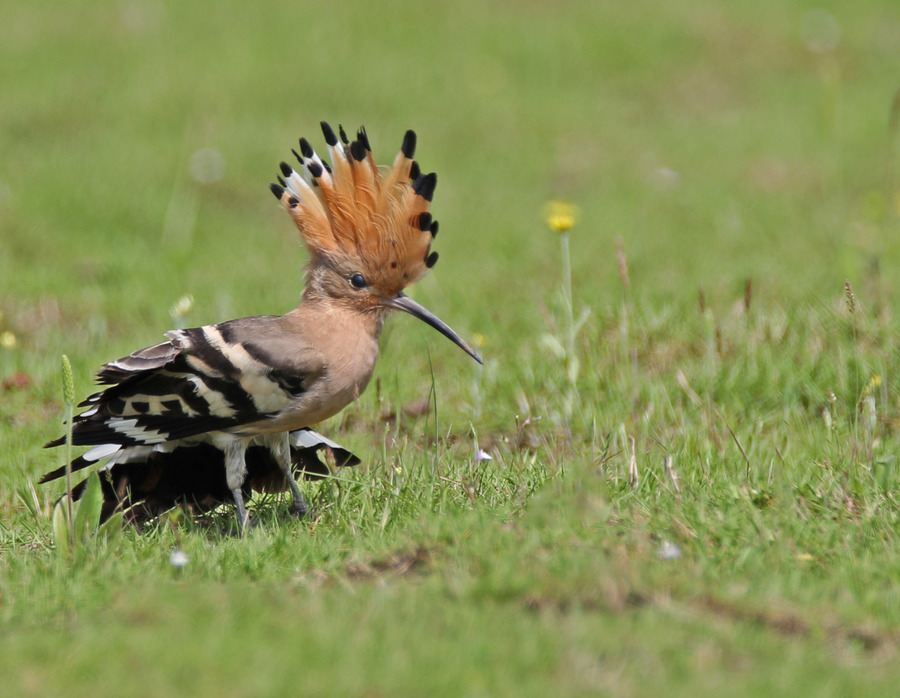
{"left": 42, "top": 122, "right": 482, "bottom": 530}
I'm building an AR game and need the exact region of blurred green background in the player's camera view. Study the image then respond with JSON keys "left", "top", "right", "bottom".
{"left": 3, "top": 1, "right": 900, "bottom": 695}
{"left": 4, "top": 0, "right": 898, "bottom": 337}
{"left": 5, "top": 0, "right": 899, "bottom": 445}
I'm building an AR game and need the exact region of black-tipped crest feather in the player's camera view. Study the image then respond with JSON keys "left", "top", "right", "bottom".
{"left": 401, "top": 130, "right": 416, "bottom": 159}
{"left": 273, "top": 125, "right": 448, "bottom": 295}
{"left": 413, "top": 172, "right": 437, "bottom": 202}
{"left": 356, "top": 126, "right": 371, "bottom": 151}
{"left": 349, "top": 141, "right": 366, "bottom": 162}
{"left": 321, "top": 121, "right": 338, "bottom": 146}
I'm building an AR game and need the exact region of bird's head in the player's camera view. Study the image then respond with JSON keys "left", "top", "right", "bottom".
{"left": 271, "top": 122, "right": 481, "bottom": 364}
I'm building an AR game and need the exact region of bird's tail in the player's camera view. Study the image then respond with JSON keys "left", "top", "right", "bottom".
{"left": 42, "top": 429, "right": 360, "bottom": 524}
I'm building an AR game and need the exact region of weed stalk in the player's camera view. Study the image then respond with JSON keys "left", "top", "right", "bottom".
{"left": 61, "top": 354, "right": 76, "bottom": 546}
{"left": 544, "top": 200, "right": 583, "bottom": 422}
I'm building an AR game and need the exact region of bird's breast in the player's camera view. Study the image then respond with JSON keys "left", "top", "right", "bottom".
{"left": 238, "top": 328, "right": 379, "bottom": 435}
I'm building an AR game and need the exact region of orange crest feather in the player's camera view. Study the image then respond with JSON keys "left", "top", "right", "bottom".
{"left": 270, "top": 123, "right": 440, "bottom": 294}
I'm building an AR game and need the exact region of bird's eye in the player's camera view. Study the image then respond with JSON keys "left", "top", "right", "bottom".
{"left": 350, "top": 273, "right": 367, "bottom": 289}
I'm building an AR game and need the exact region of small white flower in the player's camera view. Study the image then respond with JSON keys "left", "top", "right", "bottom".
{"left": 169, "top": 549, "right": 190, "bottom": 568}
{"left": 170, "top": 294, "right": 194, "bottom": 319}
{"left": 658, "top": 541, "right": 682, "bottom": 560}
{"left": 474, "top": 449, "right": 493, "bottom": 462}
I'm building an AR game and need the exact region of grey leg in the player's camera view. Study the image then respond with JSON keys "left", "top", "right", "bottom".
{"left": 224, "top": 438, "right": 251, "bottom": 532}
{"left": 270, "top": 432, "right": 310, "bottom": 518}
{"left": 230, "top": 487, "right": 251, "bottom": 532}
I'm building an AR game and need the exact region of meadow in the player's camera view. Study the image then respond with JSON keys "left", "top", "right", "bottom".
{"left": 2, "top": 0, "right": 900, "bottom": 695}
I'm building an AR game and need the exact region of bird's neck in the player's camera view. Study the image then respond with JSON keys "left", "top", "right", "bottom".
{"left": 288, "top": 294, "right": 387, "bottom": 341}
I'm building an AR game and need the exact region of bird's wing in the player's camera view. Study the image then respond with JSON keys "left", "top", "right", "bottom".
{"left": 289, "top": 427, "right": 361, "bottom": 479}
{"left": 45, "top": 316, "right": 326, "bottom": 448}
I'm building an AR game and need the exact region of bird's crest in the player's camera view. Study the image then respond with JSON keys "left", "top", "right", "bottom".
{"left": 270, "top": 123, "right": 440, "bottom": 295}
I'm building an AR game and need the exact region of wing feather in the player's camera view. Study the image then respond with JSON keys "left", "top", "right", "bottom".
{"left": 45, "top": 316, "right": 324, "bottom": 449}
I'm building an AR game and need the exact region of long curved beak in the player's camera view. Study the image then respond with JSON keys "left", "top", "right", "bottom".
{"left": 383, "top": 293, "right": 483, "bottom": 364}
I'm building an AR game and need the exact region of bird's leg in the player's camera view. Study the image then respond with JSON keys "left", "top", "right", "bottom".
{"left": 224, "top": 438, "right": 251, "bottom": 533}
{"left": 270, "top": 432, "right": 310, "bottom": 518}
{"left": 230, "top": 487, "right": 250, "bottom": 533}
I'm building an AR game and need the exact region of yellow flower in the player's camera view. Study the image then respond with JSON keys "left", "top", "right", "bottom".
{"left": 862, "top": 374, "right": 882, "bottom": 397}
{"left": 543, "top": 200, "right": 579, "bottom": 234}
{"left": 471, "top": 332, "right": 487, "bottom": 349}
{"left": 0, "top": 331, "right": 16, "bottom": 350}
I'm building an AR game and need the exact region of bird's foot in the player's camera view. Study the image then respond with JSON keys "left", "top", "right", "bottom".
{"left": 231, "top": 487, "right": 252, "bottom": 536}
{"left": 288, "top": 497, "right": 313, "bottom": 519}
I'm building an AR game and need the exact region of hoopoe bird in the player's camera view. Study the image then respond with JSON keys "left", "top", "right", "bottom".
{"left": 42, "top": 122, "right": 482, "bottom": 529}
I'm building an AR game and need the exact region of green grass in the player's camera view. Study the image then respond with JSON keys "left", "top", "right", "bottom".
{"left": 3, "top": 0, "right": 900, "bottom": 695}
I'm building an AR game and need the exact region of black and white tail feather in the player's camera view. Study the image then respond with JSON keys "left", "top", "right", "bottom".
{"left": 41, "top": 427, "right": 358, "bottom": 524}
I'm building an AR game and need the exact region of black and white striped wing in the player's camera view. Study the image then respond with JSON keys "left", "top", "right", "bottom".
{"left": 46, "top": 316, "right": 321, "bottom": 449}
